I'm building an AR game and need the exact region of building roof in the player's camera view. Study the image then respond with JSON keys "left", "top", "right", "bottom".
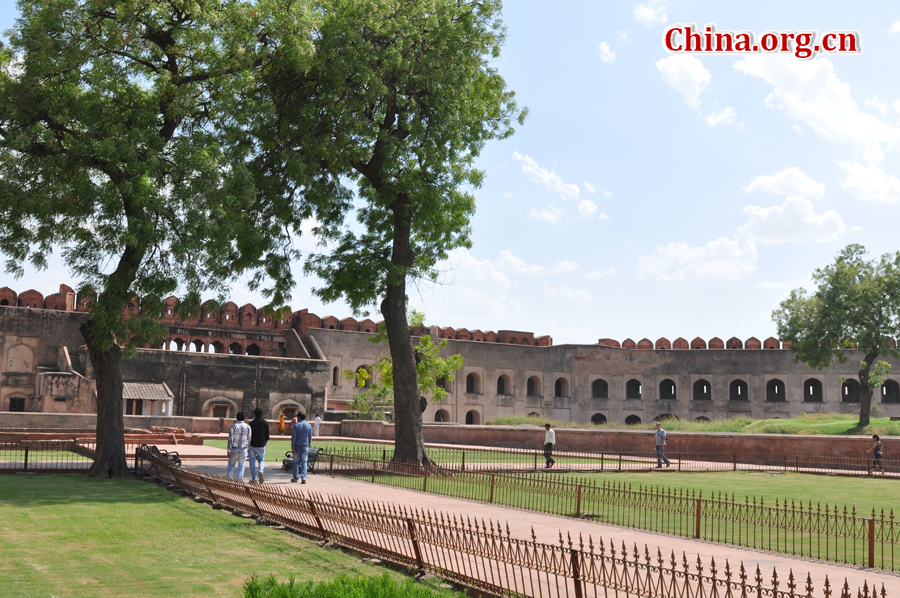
{"left": 122, "top": 382, "right": 174, "bottom": 401}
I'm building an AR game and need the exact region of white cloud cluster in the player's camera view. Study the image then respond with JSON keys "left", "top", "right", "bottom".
{"left": 514, "top": 152, "right": 608, "bottom": 223}
{"left": 543, "top": 285, "right": 592, "bottom": 305}
{"left": 656, "top": 55, "right": 740, "bottom": 128}
{"left": 866, "top": 95, "right": 888, "bottom": 116}
{"left": 637, "top": 238, "right": 758, "bottom": 281}
{"left": 740, "top": 197, "right": 846, "bottom": 244}
{"left": 742, "top": 167, "right": 826, "bottom": 198}
{"left": 585, "top": 268, "right": 616, "bottom": 280}
{"left": 514, "top": 152, "right": 580, "bottom": 200}
{"left": 598, "top": 42, "right": 616, "bottom": 64}
{"left": 528, "top": 206, "right": 563, "bottom": 225}
{"left": 495, "top": 250, "right": 580, "bottom": 277}
{"left": 633, "top": 1, "right": 666, "bottom": 27}
{"left": 838, "top": 161, "right": 900, "bottom": 203}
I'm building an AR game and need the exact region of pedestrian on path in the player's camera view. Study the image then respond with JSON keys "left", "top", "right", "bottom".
{"left": 248, "top": 408, "right": 270, "bottom": 483}
{"left": 279, "top": 412, "right": 286, "bottom": 435}
{"left": 226, "top": 412, "right": 251, "bottom": 481}
{"left": 867, "top": 434, "right": 885, "bottom": 476}
{"left": 291, "top": 412, "right": 313, "bottom": 484}
{"left": 543, "top": 423, "right": 556, "bottom": 468}
{"left": 655, "top": 422, "right": 670, "bottom": 468}
{"left": 313, "top": 413, "right": 322, "bottom": 437}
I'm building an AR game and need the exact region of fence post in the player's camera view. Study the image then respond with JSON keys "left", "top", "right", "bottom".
{"left": 382, "top": 448, "right": 386, "bottom": 462}
{"left": 23, "top": 447, "right": 28, "bottom": 473}
{"left": 423, "top": 464, "right": 428, "bottom": 493}
{"left": 243, "top": 484, "right": 263, "bottom": 518}
{"left": 534, "top": 452, "right": 538, "bottom": 470}
{"left": 678, "top": 456, "right": 681, "bottom": 472}
{"left": 618, "top": 454, "right": 622, "bottom": 471}
{"left": 695, "top": 498, "right": 702, "bottom": 538}
{"left": 600, "top": 453, "right": 604, "bottom": 472}
{"left": 575, "top": 485, "right": 582, "bottom": 518}
{"left": 569, "top": 547, "right": 584, "bottom": 598}
{"left": 308, "top": 500, "right": 329, "bottom": 540}
{"left": 489, "top": 473, "right": 495, "bottom": 504}
{"left": 868, "top": 517, "right": 876, "bottom": 568}
{"left": 461, "top": 451, "right": 466, "bottom": 472}
{"left": 329, "top": 454, "right": 334, "bottom": 477}
{"left": 371, "top": 460, "right": 377, "bottom": 483}
{"left": 406, "top": 518, "right": 426, "bottom": 574}
{"left": 733, "top": 454, "right": 737, "bottom": 471}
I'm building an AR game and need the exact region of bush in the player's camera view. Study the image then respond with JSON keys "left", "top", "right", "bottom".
{"left": 243, "top": 573, "right": 465, "bottom": 598}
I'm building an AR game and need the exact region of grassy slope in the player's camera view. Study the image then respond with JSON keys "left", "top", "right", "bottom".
{"left": 0, "top": 475, "right": 396, "bottom": 598}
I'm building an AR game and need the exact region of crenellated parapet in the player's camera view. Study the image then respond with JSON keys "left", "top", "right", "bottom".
{"left": 597, "top": 335, "right": 799, "bottom": 350}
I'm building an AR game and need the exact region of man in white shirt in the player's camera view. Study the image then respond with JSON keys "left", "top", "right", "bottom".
{"left": 227, "top": 412, "right": 251, "bottom": 480}
{"left": 543, "top": 423, "right": 556, "bottom": 468}
{"left": 313, "top": 413, "right": 322, "bottom": 437}
{"left": 655, "top": 422, "right": 670, "bottom": 468}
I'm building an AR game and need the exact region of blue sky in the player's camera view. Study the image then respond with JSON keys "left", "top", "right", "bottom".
{"left": 5, "top": 1, "right": 900, "bottom": 345}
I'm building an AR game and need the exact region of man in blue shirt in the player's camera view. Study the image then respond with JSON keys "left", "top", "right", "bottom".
{"left": 291, "top": 412, "right": 313, "bottom": 483}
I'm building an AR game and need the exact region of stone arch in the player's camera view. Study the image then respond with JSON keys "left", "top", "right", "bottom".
{"left": 434, "top": 409, "right": 450, "bottom": 422}
{"left": 355, "top": 365, "right": 373, "bottom": 388}
{"left": 729, "top": 379, "right": 748, "bottom": 401}
{"left": 527, "top": 412, "right": 540, "bottom": 418}
{"left": 496, "top": 374, "right": 511, "bottom": 395}
{"left": 591, "top": 413, "right": 607, "bottom": 425}
{"left": 466, "top": 372, "right": 481, "bottom": 394}
{"left": 726, "top": 337, "right": 743, "bottom": 349}
{"left": 465, "top": 410, "right": 481, "bottom": 425}
{"left": 271, "top": 399, "right": 307, "bottom": 420}
{"left": 211, "top": 341, "right": 225, "bottom": 354}
{"left": 693, "top": 379, "right": 711, "bottom": 401}
{"left": 591, "top": 379, "right": 608, "bottom": 399}
{"left": 332, "top": 367, "right": 339, "bottom": 386}
{"left": 637, "top": 338, "right": 653, "bottom": 350}
{"left": 673, "top": 337, "right": 689, "bottom": 350}
{"left": 803, "top": 379, "right": 823, "bottom": 402}
{"left": 622, "top": 338, "right": 636, "bottom": 350}
{"left": 763, "top": 337, "right": 780, "bottom": 349}
{"left": 228, "top": 342, "right": 243, "bottom": 355}
{"left": 694, "top": 416, "right": 711, "bottom": 422}
{"left": 708, "top": 337, "right": 725, "bottom": 349}
{"left": 653, "top": 414, "right": 676, "bottom": 422}
{"left": 655, "top": 337, "right": 671, "bottom": 350}
{"left": 201, "top": 397, "right": 239, "bottom": 418}
{"left": 745, "top": 337, "right": 762, "bottom": 349}
{"left": 882, "top": 380, "right": 900, "bottom": 404}
{"left": 526, "top": 376, "right": 541, "bottom": 397}
{"left": 625, "top": 378, "right": 642, "bottom": 399}
{"left": 554, "top": 377, "right": 569, "bottom": 398}
{"left": 841, "top": 379, "right": 860, "bottom": 403}
{"left": 521, "top": 338, "right": 529, "bottom": 345}
{"left": 659, "top": 379, "right": 676, "bottom": 400}
{"left": 625, "top": 415, "right": 641, "bottom": 425}
{"left": 6, "top": 393, "right": 29, "bottom": 412}
{"left": 6, "top": 344, "right": 34, "bottom": 372}
{"left": 766, "top": 379, "right": 785, "bottom": 402}
{"left": 508, "top": 337, "right": 517, "bottom": 344}
{"left": 690, "top": 337, "right": 707, "bottom": 349}
{"left": 191, "top": 339, "right": 205, "bottom": 353}
{"left": 246, "top": 343, "right": 261, "bottom": 356}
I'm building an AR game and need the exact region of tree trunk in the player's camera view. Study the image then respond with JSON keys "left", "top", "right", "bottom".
{"left": 382, "top": 193, "right": 429, "bottom": 465}
{"left": 858, "top": 352, "right": 877, "bottom": 428}
{"left": 81, "top": 319, "right": 131, "bottom": 478}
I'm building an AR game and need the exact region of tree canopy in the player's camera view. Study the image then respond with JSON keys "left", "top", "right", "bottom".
{"left": 263, "top": 0, "right": 523, "bottom": 463}
{"left": 0, "top": 0, "right": 315, "bottom": 476}
{"left": 772, "top": 244, "right": 900, "bottom": 427}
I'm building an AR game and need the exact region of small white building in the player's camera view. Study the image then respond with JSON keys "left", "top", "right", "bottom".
{"left": 123, "top": 382, "right": 174, "bottom": 417}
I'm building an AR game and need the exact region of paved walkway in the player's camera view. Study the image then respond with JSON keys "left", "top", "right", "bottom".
{"left": 181, "top": 456, "right": 897, "bottom": 594}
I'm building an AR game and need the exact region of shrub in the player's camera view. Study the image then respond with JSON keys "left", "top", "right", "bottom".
{"left": 243, "top": 573, "right": 465, "bottom": 598}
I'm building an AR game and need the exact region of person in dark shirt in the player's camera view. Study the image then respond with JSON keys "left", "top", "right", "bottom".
{"left": 248, "top": 408, "right": 270, "bottom": 483}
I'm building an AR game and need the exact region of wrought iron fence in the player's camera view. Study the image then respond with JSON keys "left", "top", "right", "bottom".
{"left": 135, "top": 446, "right": 885, "bottom": 598}
{"left": 319, "top": 453, "right": 900, "bottom": 572}
{"left": 0, "top": 440, "right": 93, "bottom": 473}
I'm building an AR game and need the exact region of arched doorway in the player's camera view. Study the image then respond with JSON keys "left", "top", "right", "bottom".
{"left": 766, "top": 379, "right": 785, "bottom": 402}
{"left": 804, "top": 379, "right": 823, "bottom": 402}
{"left": 591, "top": 379, "right": 608, "bottom": 399}
{"left": 591, "top": 413, "right": 607, "bottom": 425}
{"left": 659, "top": 379, "right": 676, "bottom": 400}
{"left": 465, "top": 410, "right": 480, "bottom": 425}
{"left": 434, "top": 409, "right": 450, "bottom": 422}
{"left": 625, "top": 415, "right": 641, "bottom": 425}
{"left": 729, "top": 379, "right": 748, "bottom": 401}
{"left": 626, "top": 379, "right": 641, "bottom": 399}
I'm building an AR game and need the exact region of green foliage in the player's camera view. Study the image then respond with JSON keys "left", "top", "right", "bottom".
{"left": 345, "top": 314, "right": 463, "bottom": 420}
{"left": 772, "top": 244, "right": 900, "bottom": 425}
{"left": 243, "top": 573, "right": 465, "bottom": 598}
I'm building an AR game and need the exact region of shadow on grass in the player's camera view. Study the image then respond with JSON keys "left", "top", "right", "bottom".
{"left": 0, "top": 473, "right": 181, "bottom": 507}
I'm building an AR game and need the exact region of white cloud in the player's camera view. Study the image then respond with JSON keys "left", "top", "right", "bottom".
{"left": 892, "top": 21, "right": 900, "bottom": 33}
{"left": 543, "top": 284, "right": 592, "bottom": 305}
{"left": 598, "top": 213, "right": 610, "bottom": 221}
{"left": 495, "top": 250, "right": 545, "bottom": 276}
{"left": 656, "top": 55, "right": 710, "bottom": 111}
{"left": 734, "top": 55, "right": 900, "bottom": 163}
{"left": 742, "top": 167, "right": 826, "bottom": 198}
{"left": 425, "top": 249, "right": 518, "bottom": 320}
{"left": 894, "top": 101, "right": 900, "bottom": 118}
{"left": 866, "top": 95, "right": 888, "bottom": 116}
{"left": 550, "top": 260, "right": 580, "bottom": 275}
{"left": 602, "top": 190, "right": 612, "bottom": 198}
{"left": 705, "top": 106, "right": 737, "bottom": 127}
{"left": 740, "top": 196, "right": 847, "bottom": 244}
{"left": 633, "top": 1, "right": 667, "bottom": 27}
{"left": 617, "top": 30, "right": 628, "bottom": 41}
{"left": 598, "top": 42, "right": 616, "bottom": 63}
{"left": 837, "top": 161, "right": 900, "bottom": 203}
{"left": 585, "top": 268, "right": 616, "bottom": 280}
{"left": 637, "top": 237, "right": 758, "bottom": 281}
{"left": 528, "top": 205, "right": 564, "bottom": 224}
{"left": 577, "top": 199, "right": 598, "bottom": 218}
{"left": 513, "top": 152, "right": 580, "bottom": 200}
{"left": 582, "top": 181, "right": 596, "bottom": 194}
{"left": 757, "top": 281, "right": 793, "bottom": 290}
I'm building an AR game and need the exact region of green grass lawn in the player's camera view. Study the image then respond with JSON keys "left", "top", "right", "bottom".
{"left": 0, "top": 475, "right": 404, "bottom": 598}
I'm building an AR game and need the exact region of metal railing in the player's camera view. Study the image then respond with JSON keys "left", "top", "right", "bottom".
{"left": 320, "top": 453, "right": 900, "bottom": 571}
{"left": 136, "top": 446, "right": 885, "bottom": 598}
{"left": 0, "top": 440, "right": 93, "bottom": 473}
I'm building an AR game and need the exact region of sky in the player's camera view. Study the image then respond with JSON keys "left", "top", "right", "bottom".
{"left": 4, "top": 1, "right": 900, "bottom": 345}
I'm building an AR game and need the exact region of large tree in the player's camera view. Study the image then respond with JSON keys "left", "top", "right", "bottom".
{"left": 772, "top": 244, "right": 900, "bottom": 427}
{"left": 263, "top": 0, "right": 523, "bottom": 464}
{"left": 0, "top": 0, "right": 313, "bottom": 477}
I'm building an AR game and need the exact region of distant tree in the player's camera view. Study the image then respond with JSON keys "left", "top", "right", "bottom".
{"left": 772, "top": 244, "right": 900, "bottom": 427}
{"left": 344, "top": 311, "right": 462, "bottom": 430}
{"left": 0, "top": 0, "right": 313, "bottom": 477}
{"left": 264, "top": 0, "right": 524, "bottom": 464}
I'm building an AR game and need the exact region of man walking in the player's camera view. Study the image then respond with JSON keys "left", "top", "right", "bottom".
{"left": 543, "top": 422, "right": 556, "bottom": 468}
{"left": 248, "top": 408, "right": 270, "bottom": 483}
{"left": 655, "top": 422, "right": 670, "bottom": 468}
{"left": 313, "top": 413, "right": 322, "bottom": 437}
{"left": 226, "top": 412, "right": 251, "bottom": 481}
{"left": 291, "top": 412, "right": 313, "bottom": 484}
